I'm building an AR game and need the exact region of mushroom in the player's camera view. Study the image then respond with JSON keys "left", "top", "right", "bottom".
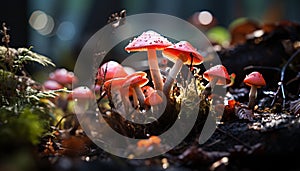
{"left": 68, "top": 86, "right": 95, "bottom": 114}
{"left": 203, "top": 65, "right": 231, "bottom": 90}
{"left": 142, "top": 85, "right": 154, "bottom": 98}
{"left": 43, "top": 80, "right": 63, "bottom": 90}
{"left": 125, "top": 30, "right": 172, "bottom": 91}
{"left": 144, "top": 90, "right": 163, "bottom": 115}
{"left": 243, "top": 71, "right": 266, "bottom": 110}
{"left": 97, "top": 61, "right": 128, "bottom": 85}
{"left": 124, "top": 72, "right": 148, "bottom": 108}
{"left": 162, "top": 41, "right": 204, "bottom": 95}
{"left": 49, "top": 68, "right": 77, "bottom": 86}
{"left": 103, "top": 77, "right": 128, "bottom": 114}
{"left": 123, "top": 74, "right": 149, "bottom": 109}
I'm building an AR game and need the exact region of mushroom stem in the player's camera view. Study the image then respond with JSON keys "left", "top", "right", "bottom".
{"left": 163, "top": 59, "right": 183, "bottom": 96}
{"left": 248, "top": 85, "right": 257, "bottom": 110}
{"left": 132, "top": 90, "right": 139, "bottom": 108}
{"left": 203, "top": 78, "right": 219, "bottom": 98}
{"left": 133, "top": 86, "right": 145, "bottom": 108}
{"left": 205, "top": 77, "right": 219, "bottom": 90}
{"left": 119, "top": 88, "right": 132, "bottom": 114}
{"left": 74, "top": 99, "right": 89, "bottom": 115}
{"left": 111, "top": 90, "right": 126, "bottom": 114}
{"left": 151, "top": 105, "right": 159, "bottom": 117}
{"left": 147, "top": 48, "right": 163, "bottom": 91}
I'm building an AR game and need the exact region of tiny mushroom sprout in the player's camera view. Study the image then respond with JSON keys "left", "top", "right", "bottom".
{"left": 125, "top": 30, "right": 172, "bottom": 91}
{"left": 97, "top": 61, "right": 128, "bottom": 86}
{"left": 162, "top": 41, "right": 204, "bottom": 95}
{"left": 144, "top": 90, "right": 163, "bottom": 114}
{"left": 142, "top": 85, "right": 154, "bottom": 98}
{"left": 243, "top": 71, "right": 266, "bottom": 110}
{"left": 203, "top": 64, "right": 231, "bottom": 90}
{"left": 123, "top": 73, "right": 149, "bottom": 109}
{"left": 68, "top": 86, "right": 95, "bottom": 114}
{"left": 144, "top": 91, "right": 163, "bottom": 106}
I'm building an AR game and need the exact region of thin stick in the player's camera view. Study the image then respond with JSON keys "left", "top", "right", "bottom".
{"left": 243, "top": 65, "right": 281, "bottom": 72}
{"left": 271, "top": 49, "right": 300, "bottom": 108}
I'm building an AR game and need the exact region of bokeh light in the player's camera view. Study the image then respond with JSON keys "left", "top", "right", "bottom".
{"left": 198, "top": 11, "right": 213, "bottom": 25}
{"left": 29, "top": 10, "right": 55, "bottom": 36}
{"left": 56, "top": 21, "right": 76, "bottom": 41}
{"left": 29, "top": 10, "right": 48, "bottom": 30}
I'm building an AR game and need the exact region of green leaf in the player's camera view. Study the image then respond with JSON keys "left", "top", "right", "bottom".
{"left": 17, "top": 47, "right": 55, "bottom": 67}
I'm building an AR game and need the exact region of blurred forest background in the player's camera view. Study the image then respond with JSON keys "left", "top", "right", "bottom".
{"left": 1, "top": 0, "right": 299, "bottom": 81}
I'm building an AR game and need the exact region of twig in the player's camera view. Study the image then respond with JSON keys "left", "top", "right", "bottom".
{"left": 1, "top": 23, "right": 10, "bottom": 49}
{"left": 271, "top": 49, "right": 300, "bottom": 108}
{"left": 55, "top": 114, "right": 75, "bottom": 128}
{"left": 243, "top": 65, "right": 281, "bottom": 72}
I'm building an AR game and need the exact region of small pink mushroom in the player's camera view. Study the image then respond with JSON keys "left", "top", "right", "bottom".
{"left": 43, "top": 80, "right": 63, "bottom": 90}
{"left": 96, "top": 61, "right": 128, "bottom": 85}
{"left": 162, "top": 41, "right": 204, "bottom": 95}
{"left": 49, "top": 68, "right": 77, "bottom": 86}
{"left": 68, "top": 86, "right": 95, "bottom": 114}
{"left": 243, "top": 71, "right": 266, "bottom": 110}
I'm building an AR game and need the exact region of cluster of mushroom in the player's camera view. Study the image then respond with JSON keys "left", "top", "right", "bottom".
{"left": 97, "top": 30, "right": 267, "bottom": 120}
{"left": 96, "top": 60, "right": 162, "bottom": 115}
{"left": 97, "top": 30, "right": 240, "bottom": 114}
{"left": 43, "top": 68, "right": 96, "bottom": 114}
{"left": 124, "top": 30, "right": 205, "bottom": 96}
{"left": 43, "top": 68, "right": 77, "bottom": 90}
{"left": 94, "top": 30, "right": 206, "bottom": 114}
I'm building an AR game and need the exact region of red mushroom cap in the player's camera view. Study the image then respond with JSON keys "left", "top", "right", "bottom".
{"left": 203, "top": 65, "right": 231, "bottom": 85}
{"left": 162, "top": 41, "right": 204, "bottom": 65}
{"left": 142, "top": 86, "right": 154, "bottom": 98}
{"left": 49, "top": 68, "right": 77, "bottom": 85}
{"left": 243, "top": 71, "right": 266, "bottom": 87}
{"left": 144, "top": 91, "right": 163, "bottom": 106}
{"left": 126, "top": 71, "right": 147, "bottom": 80}
{"left": 103, "top": 78, "right": 127, "bottom": 91}
{"left": 68, "top": 86, "right": 94, "bottom": 100}
{"left": 103, "top": 78, "right": 127, "bottom": 97}
{"left": 97, "top": 61, "right": 128, "bottom": 85}
{"left": 123, "top": 75, "right": 149, "bottom": 88}
{"left": 125, "top": 30, "right": 172, "bottom": 52}
{"left": 43, "top": 80, "right": 63, "bottom": 90}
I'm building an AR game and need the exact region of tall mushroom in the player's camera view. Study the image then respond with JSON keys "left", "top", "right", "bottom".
{"left": 125, "top": 30, "right": 172, "bottom": 91}
{"left": 243, "top": 71, "right": 266, "bottom": 110}
{"left": 203, "top": 65, "right": 231, "bottom": 90}
{"left": 162, "top": 41, "right": 204, "bottom": 95}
